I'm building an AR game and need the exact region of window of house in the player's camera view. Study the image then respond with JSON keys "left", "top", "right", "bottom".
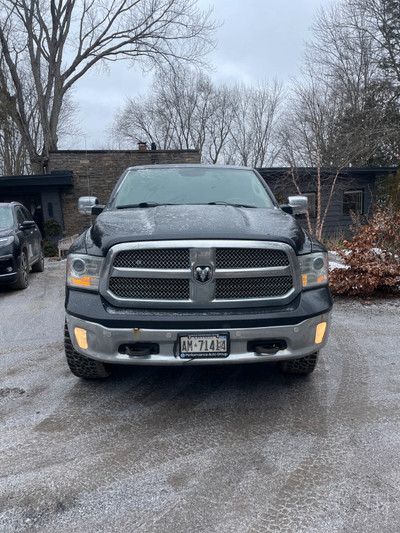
{"left": 303, "top": 192, "right": 317, "bottom": 218}
{"left": 343, "top": 190, "right": 363, "bottom": 216}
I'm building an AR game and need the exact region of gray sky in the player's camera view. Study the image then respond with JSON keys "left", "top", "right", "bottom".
{"left": 68, "top": 0, "right": 323, "bottom": 150}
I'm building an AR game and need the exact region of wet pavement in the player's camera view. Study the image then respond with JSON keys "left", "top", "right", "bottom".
{"left": 1, "top": 260, "right": 399, "bottom": 533}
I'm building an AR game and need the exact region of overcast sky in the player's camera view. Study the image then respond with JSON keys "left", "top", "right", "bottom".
{"left": 67, "top": 0, "right": 323, "bottom": 150}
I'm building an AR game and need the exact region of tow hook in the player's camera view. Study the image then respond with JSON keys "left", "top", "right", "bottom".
{"left": 253, "top": 340, "right": 287, "bottom": 355}
{"left": 119, "top": 343, "right": 159, "bottom": 357}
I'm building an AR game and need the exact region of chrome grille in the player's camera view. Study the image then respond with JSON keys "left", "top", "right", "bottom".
{"left": 104, "top": 240, "right": 299, "bottom": 308}
{"left": 216, "top": 248, "right": 289, "bottom": 269}
{"left": 109, "top": 277, "right": 190, "bottom": 300}
{"left": 113, "top": 248, "right": 190, "bottom": 269}
{"left": 216, "top": 276, "right": 293, "bottom": 299}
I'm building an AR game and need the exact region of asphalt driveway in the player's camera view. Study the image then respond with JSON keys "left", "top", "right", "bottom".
{"left": 0, "top": 260, "right": 399, "bottom": 533}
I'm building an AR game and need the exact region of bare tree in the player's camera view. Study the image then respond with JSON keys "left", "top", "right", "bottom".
{"left": 204, "top": 85, "right": 236, "bottom": 164}
{"left": 306, "top": 2, "right": 379, "bottom": 109}
{"left": 111, "top": 72, "right": 284, "bottom": 165}
{"left": 226, "top": 81, "right": 283, "bottom": 167}
{"left": 347, "top": 0, "right": 400, "bottom": 87}
{"left": 0, "top": 110, "right": 30, "bottom": 175}
{"left": 306, "top": 0, "right": 400, "bottom": 166}
{"left": 0, "top": 0, "right": 216, "bottom": 173}
{"left": 279, "top": 73, "right": 378, "bottom": 240}
{"left": 110, "top": 66, "right": 237, "bottom": 163}
{"left": 276, "top": 0, "right": 400, "bottom": 239}
{"left": 0, "top": 58, "right": 35, "bottom": 174}
{"left": 154, "top": 68, "right": 215, "bottom": 152}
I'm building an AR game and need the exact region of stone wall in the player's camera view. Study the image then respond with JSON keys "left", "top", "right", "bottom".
{"left": 48, "top": 149, "right": 200, "bottom": 236}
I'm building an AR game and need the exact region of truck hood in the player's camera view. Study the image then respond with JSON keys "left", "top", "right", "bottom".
{"left": 79, "top": 205, "right": 309, "bottom": 256}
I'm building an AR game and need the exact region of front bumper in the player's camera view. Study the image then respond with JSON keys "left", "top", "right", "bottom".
{"left": 0, "top": 253, "right": 18, "bottom": 284}
{"left": 65, "top": 310, "right": 332, "bottom": 366}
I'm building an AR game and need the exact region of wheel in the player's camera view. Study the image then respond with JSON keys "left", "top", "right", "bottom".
{"left": 12, "top": 250, "right": 29, "bottom": 290}
{"left": 279, "top": 352, "right": 319, "bottom": 375}
{"left": 64, "top": 322, "right": 111, "bottom": 379}
{"left": 32, "top": 246, "right": 44, "bottom": 272}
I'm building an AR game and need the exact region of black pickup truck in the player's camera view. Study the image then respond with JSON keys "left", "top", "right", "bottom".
{"left": 64, "top": 165, "right": 332, "bottom": 379}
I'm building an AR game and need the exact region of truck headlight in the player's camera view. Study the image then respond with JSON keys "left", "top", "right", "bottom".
{"left": 67, "top": 254, "right": 104, "bottom": 291}
{"left": 298, "top": 252, "right": 328, "bottom": 289}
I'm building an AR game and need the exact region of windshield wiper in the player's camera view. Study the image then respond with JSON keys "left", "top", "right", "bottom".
{"left": 116, "top": 202, "right": 172, "bottom": 209}
{"left": 116, "top": 201, "right": 257, "bottom": 209}
{"left": 206, "top": 201, "right": 256, "bottom": 208}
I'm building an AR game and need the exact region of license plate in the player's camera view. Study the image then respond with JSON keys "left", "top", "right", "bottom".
{"left": 178, "top": 333, "right": 229, "bottom": 358}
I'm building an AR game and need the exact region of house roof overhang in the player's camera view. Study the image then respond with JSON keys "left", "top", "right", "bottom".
{"left": 0, "top": 170, "right": 73, "bottom": 188}
{"left": 257, "top": 166, "right": 398, "bottom": 180}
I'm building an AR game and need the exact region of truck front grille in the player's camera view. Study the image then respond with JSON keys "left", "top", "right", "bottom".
{"left": 215, "top": 248, "right": 289, "bottom": 269}
{"left": 109, "top": 277, "right": 190, "bottom": 300}
{"left": 215, "top": 276, "right": 293, "bottom": 299}
{"left": 104, "top": 240, "right": 299, "bottom": 308}
{"left": 113, "top": 248, "right": 190, "bottom": 269}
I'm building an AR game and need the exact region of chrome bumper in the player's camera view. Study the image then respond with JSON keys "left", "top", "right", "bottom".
{"left": 65, "top": 312, "right": 332, "bottom": 366}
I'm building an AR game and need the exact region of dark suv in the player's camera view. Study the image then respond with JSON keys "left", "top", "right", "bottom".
{"left": 0, "top": 202, "right": 44, "bottom": 289}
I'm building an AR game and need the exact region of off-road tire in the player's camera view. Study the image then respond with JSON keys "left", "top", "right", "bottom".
{"left": 32, "top": 246, "right": 44, "bottom": 272}
{"left": 64, "top": 322, "right": 111, "bottom": 379}
{"left": 279, "top": 352, "right": 319, "bottom": 375}
{"left": 12, "top": 250, "right": 29, "bottom": 290}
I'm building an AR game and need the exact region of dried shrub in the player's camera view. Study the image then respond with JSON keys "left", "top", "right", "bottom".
{"left": 329, "top": 207, "right": 400, "bottom": 296}
{"left": 321, "top": 225, "right": 346, "bottom": 252}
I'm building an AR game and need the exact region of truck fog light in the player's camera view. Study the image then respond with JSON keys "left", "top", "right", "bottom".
{"left": 315, "top": 322, "right": 327, "bottom": 344}
{"left": 74, "top": 327, "right": 88, "bottom": 349}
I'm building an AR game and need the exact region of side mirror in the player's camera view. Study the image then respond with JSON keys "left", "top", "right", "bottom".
{"left": 20, "top": 220, "right": 36, "bottom": 229}
{"left": 78, "top": 196, "right": 104, "bottom": 215}
{"left": 287, "top": 196, "right": 308, "bottom": 215}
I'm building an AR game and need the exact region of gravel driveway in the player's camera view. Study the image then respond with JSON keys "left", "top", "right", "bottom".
{"left": 1, "top": 259, "right": 399, "bottom": 533}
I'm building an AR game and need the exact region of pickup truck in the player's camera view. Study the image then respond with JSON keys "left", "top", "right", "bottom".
{"left": 64, "top": 164, "right": 332, "bottom": 379}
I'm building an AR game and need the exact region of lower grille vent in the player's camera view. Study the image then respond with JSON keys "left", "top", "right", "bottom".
{"left": 215, "top": 276, "right": 293, "bottom": 299}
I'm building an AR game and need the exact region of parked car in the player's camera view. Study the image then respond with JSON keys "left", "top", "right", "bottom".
{"left": 64, "top": 164, "right": 332, "bottom": 379}
{"left": 0, "top": 202, "right": 44, "bottom": 289}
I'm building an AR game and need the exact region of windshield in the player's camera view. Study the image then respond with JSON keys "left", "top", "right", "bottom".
{"left": 113, "top": 167, "right": 274, "bottom": 209}
{"left": 0, "top": 206, "right": 13, "bottom": 229}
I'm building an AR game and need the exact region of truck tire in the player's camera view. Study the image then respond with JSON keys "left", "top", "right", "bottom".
{"left": 32, "top": 246, "right": 44, "bottom": 272}
{"left": 12, "top": 250, "right": 29, "bottom": 290}
{"left": 64, "top": 322, "right": 111, "bottom": 379}
{"left": 279, "top": 352, "right": 319, "bottom": 375}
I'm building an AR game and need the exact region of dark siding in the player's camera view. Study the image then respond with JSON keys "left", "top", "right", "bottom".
{"left": 257, "top": 167, "right": 396, "bottom": 240}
